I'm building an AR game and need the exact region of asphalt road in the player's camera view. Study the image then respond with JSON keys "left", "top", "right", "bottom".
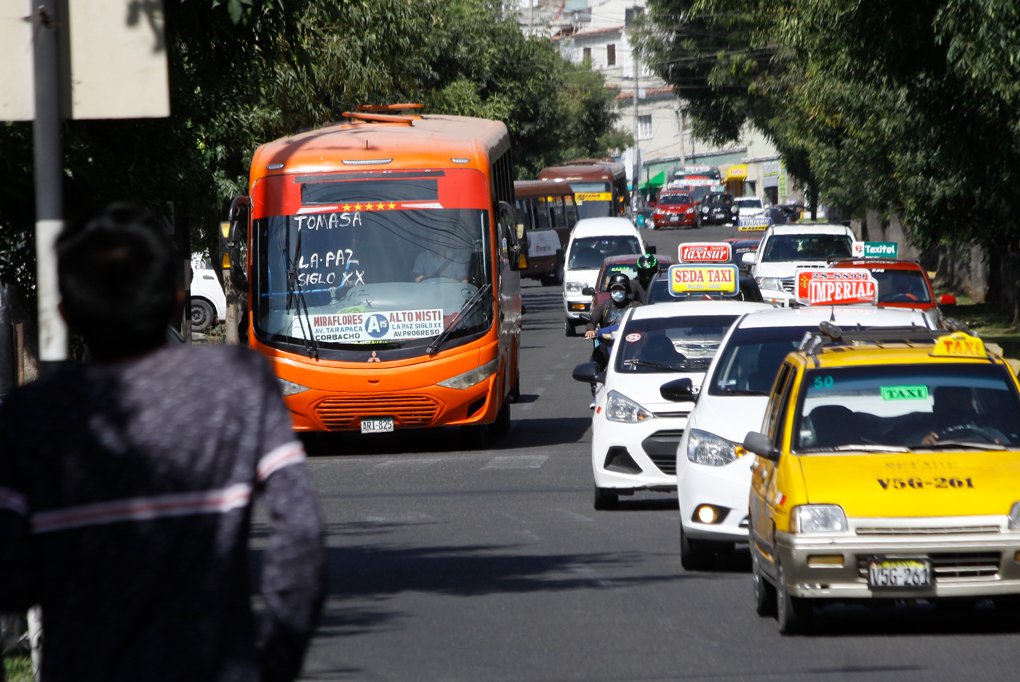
{"left": 260, "top": 224, "right": 1020, "bottom": 682}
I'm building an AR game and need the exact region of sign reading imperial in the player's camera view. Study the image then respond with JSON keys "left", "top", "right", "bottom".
{"left": 796, "top": 269, "right": 878, "bottom": 306}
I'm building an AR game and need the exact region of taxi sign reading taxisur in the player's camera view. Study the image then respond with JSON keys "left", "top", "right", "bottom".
{"left": 931, "top": 332, "right": 986, "bottom": 358}
{"left": 796, "top": 268, "right": 878, "bottom": 306}
{"left": 678, "top": 242, "right": 732, "bottom": 263}
{"left": 668, "top": 264, "right": 738, "bottom": 295}
{"left": 852, "top": 241, "right": 899, "bottom": 258}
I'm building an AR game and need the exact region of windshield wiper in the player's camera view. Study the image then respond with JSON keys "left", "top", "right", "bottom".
{"left": 830, "top": 444, "right": 910, "bottom": 453}
{"left": 622, "top": 358, "right": 685, "bottom": 371}
{"left": 717, "top": 388, "right": 767, "bottom": 396}
{"left": 427, "top": 283, "right": 492, "bottom": 356}
{"left": 286, "top": 227, "right": 319, "bottom": 360}
{"left": 914, "top": 441, "right": 1006, "bottom": 451}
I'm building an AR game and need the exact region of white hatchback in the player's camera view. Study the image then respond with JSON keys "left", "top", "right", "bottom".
{"left": 674, "top": 306, "right": 935, "bottom": 569}
{"left": 574, "top": 300, "right": 770, "bottom": 509}
{"left": 562, "top": 217, "right": 646, "bottom": 336}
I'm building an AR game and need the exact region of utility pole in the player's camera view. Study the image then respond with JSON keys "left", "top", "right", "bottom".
{"left": 631, "top": 22, "right": 641, "bottom": 212}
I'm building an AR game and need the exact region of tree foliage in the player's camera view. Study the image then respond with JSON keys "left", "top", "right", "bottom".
{"left": 0, "top": 0, "right": 619, "bottom": 295}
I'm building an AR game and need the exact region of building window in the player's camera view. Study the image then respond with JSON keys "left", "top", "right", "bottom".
{"left": 607, "top": 44, "right": 616, "bottom": 66}
{"left": 582, "top": 47, "right": 592, "bottom": 64}
{"left": 638, "top": 114, "right": 652, "bottom": 140}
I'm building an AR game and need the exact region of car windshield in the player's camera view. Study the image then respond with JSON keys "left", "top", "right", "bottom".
{"left": 863, "top": 268, "right": 933, "bottom": 304}
{"left": 615, "top": 315, "right": 739, "bottom": 374}
{"left": 599, "top": 263, "right": 639, "bottom": 290}
{"left": 735, "top": 198, "right": 763, "bottom": 209}
{"left": 709, "top": 325, "right": 814, "bottom": 395}
{"left": 761, "top": 234, "right": 852, "bottom": 262}
{"left": 658, "top": 194, "right": 692, "bottom": 205}
{"left": 568, "top": 236, "right": 642, "bottom": 270}
{"left": 795, "top": 364, "right": 1020, "bottom": 451}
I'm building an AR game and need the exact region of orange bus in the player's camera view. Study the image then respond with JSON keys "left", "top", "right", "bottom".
{"left": 225, "top": 106, "right": 524, "bottom": 442}
{"left": 538, "top": 159, "right": 629, "bottom": 220}
{"left": 513, "top": 180, "right": 578, "bottom": 286}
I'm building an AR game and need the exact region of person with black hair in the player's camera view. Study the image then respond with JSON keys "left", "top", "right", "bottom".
{"left": 0, "top": 203, "right": 325, "bottom": 682}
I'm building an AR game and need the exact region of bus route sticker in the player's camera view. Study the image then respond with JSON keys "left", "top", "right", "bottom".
{"left": 292, "top": 308, "right": 445, "bottom": 342}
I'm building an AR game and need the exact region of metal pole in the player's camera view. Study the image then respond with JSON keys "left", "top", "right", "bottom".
{"left": 32, "top": 0, "right": 67, "bottom": 369}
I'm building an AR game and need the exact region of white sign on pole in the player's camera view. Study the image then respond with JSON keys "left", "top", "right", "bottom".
{"left": 0, "top": 5, "right": 35, "bottom": 121}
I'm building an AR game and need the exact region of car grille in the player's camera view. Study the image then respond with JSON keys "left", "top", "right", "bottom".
{"left": 315, "top": 394, "right": 440, "bottom": 430}
{"left": 641, "top": 430, "right": 683, "bottom": 475}
{"left": 856, "top": 525, "right": 1001, "bottom": 536}
{"left": 856, "top": 552, "right": 1001, "bottom": 582}
{"left": 780, "top": 278, "right": 795, "bottom": 294}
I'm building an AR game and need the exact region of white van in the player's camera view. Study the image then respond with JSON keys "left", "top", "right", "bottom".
{"left": 190, "top": 254, "right": 227, "bottom": 332}
{"left": 562, "top": 217, "right": 646, "bottom": 336}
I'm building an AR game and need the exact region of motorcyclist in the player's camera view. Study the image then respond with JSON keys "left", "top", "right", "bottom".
{"left": 631, "top": 253, "right": 658, "bottom": 304}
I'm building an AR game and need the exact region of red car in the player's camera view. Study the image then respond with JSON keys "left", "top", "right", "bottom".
{"left": 583, "top": 253, "right": 676, "bottom": 312}
{"left": 651, "top": 190, "right": 697, "bottom": 229}
{"left": 829, "top": 258, "right": 956, "bottom": 324}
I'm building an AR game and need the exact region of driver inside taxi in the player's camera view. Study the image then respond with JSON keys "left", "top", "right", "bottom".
{"left": 920, "top": 386, "right": 1007, "bottom": 446}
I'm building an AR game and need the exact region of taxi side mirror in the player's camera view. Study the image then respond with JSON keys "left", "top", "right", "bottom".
{"left": 572, "top": 361, "right": 603, "bottom": 384}
{"left": 743, "top": 431, "right": 778, "bottom": 462}
{"left": 937, "top": 293, "right": 957, "bottom": 307}
{"left": 581, "top": 286, "right": 595, "bottom": 297}
{"left": 660, "top": 377, "right": 696, "bottom": 402}
{"left": 741, "top": 252, "right": 755, "bottom": 266}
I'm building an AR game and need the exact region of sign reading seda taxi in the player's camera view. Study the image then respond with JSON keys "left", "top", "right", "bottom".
{"left": 677, "top": 241, "right": 732, "bottom": 263}
{"left": 795, "top": 268, "right": 878, "bottom": 306}
{"left": 668, "top": 263, "right": 739, "bottom": 295}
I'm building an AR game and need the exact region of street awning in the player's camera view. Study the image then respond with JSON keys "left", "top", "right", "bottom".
{"left": 724, "top": 164, "right": 747, "bottom": 181}
{"left": 640, "top": 170, "right": 666, "bottom": 190}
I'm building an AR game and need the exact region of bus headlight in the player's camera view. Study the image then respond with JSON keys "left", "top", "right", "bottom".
{"left": 438, "top": 358, "right": 498, "bottom": 390}
{"left": 277, "top": 377, "right": 310, "bottom": 397}
{"left": 792, "top": 505, "right": 848, "bottom": 534}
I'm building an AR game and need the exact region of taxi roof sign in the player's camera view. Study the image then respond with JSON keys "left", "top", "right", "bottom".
{"left": 851, "top": 241, "right": 899, "bottom": 258}
{"left": 678, "top": 242, "right": 732, "bottom": 263}
{"left": 796, "top": 268, "right": 878, "bottom": 306}
{"left": 931, "top": 332, "right": 987, "bottom": 359}
{"left": 668, "top": 264, "right": 738, "bottom": 295}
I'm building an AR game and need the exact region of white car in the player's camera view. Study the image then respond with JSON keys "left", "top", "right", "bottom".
{"left": 741, "top": 223, "right": 855, "bottom": 306}
{"left": 190, "top": 255, "right": 227, "bottom": 332}
{"left": 733, "top": 196, "right": 769, "bottom": 225}
{"left": 574, "top": 300, "right": 770, "bottom": 510}
{"left": 562, "top": 217, "right": 646, "bottom": 336}
{"left": 674, "top": 306, "right": 935, "bottom": 569}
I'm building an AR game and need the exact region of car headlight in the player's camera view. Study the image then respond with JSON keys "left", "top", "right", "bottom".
{"left": 1008, "top": 502, "right": 1020, "bottom": 530}
{"left": 277, "top": 377, "right": 310, "bottom": 397}
{"left": 438, "top": 358, "right": 499, "bottom": 390}
{"left": 686, "top": 428, "right": 739, "bottom": 466}
{"left": 565, "top": 280, "right": 585, "bottom": 294}
{"left": 701, "top": 206, "right": 709, "bottom": 213}
{"left": 791, "top": 504, "right": 848, "bottom": 534}
{"left": 685, "top": 207, "right": 694, "bottom": 214}
{"left": 757, "top": 277, "right": 785, "bottom": 291}
{"left": 605, "top": 389, "right": 654, "bottom": 423}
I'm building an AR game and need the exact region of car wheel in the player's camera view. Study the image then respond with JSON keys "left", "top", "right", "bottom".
{"left": 190, "top": 298, "right": 215, "bottom": 332}
{"left": 752, "top": 545, "right": 777, "bottom": 617}
{"left": 593, "top": 486, "right": 618, "bottom": 510}
{"left": 776, "top": 559, "right": 811, "bottom": 634}
{"left": 679, "top": 523, "right": 714, "bottom": 571}
{"left": 540, "top": 274, "right": 556, "bottom": 286}
{"left": 565, "top": 319, "right": 576, "bottom": 337}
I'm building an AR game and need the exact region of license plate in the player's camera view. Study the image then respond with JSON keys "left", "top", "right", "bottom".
{"left": 867, "top": 558, "right": 931, "bottom": 590}
{"left": 360, "top": 417, "right": 394, "bottom": 434}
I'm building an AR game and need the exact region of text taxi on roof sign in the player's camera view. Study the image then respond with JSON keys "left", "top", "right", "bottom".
{"left": 742, "top": 322, "right": 1020, "bottom": 634}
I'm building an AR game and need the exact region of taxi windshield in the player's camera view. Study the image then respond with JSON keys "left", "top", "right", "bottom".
{"left": 615, "top": 315, "right": 739, "bottom": 374}
{"left": 867, "top": 269, "right": 933, "bottom": 303}
{"left": 795, "top": 364, "right": 1020, "bottom": 451}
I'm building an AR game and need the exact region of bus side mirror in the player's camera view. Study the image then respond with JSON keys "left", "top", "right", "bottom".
{"left": 225, "top": 196, "right": 250, "bottom": 290}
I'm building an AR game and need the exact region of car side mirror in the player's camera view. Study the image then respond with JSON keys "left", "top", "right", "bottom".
{"left": 581, "top": 286, "right": 595, "bottom": 297}
{"left": 937, "top": 293, "right": 957, "bottom": 307}
{"left": 741, "top": 252, "right": 755, "bottom": 266}
{"left": 660, "top": 377, "right": 696, "bottom": 402}
{"left": 572, "top": 361, "right": 603, "bottom": 384}
{"left": 743, "top": 431, "right": 778, "bottom": 462}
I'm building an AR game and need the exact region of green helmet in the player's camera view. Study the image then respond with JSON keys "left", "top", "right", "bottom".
{"left": 637, "top": 253, "right": 658, "bottom": 276}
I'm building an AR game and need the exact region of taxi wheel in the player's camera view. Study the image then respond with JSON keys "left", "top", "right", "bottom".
{"left": 593, "top": 486, "right": 618, "bottom": 511}
{"left": 776, "top": 560, "right": 811, "bottom": 635}
{"left": 752, "top": 548, "right": 777, "bottom": 617}
{"left": 679, "top": 524, "right": 713, "bottom": 571}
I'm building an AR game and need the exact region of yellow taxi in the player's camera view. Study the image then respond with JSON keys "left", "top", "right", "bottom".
{"left": 743, "top": 324, "right": 1020, "bottom": 633}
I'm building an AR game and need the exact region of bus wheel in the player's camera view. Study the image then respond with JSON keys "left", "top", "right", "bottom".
{"left": 489, "top": 402, "right": 511, "bottom": 440}
{"left": 509, "top": 367, "right": 521, "bottom": 403}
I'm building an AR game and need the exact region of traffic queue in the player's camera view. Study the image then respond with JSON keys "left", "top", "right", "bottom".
{"left": 567, "top": 227, "right": 1020, "bottom": 634}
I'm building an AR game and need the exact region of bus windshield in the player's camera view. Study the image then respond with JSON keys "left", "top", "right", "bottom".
{"left": 570, "top": 181, "right": 614, "bottom": 219}
{"left": 253, "top": 179, "right": 493, "bottom": 354}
